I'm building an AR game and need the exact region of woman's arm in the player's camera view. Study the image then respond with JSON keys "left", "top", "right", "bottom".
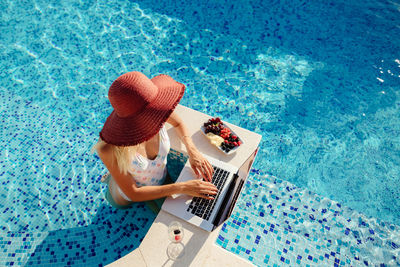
{"left": 130, "top": 179, "right": 217, "bottom": 201}
{"left": 166, "top": 111, "right": 214, "bottom": 181}
{"left": 97, "top": 143, "right": 217, "bottom": 202}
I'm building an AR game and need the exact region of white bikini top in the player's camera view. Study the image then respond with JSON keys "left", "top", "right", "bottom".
{"left": 117, "top": 126, "right": 170, "bottom": 201}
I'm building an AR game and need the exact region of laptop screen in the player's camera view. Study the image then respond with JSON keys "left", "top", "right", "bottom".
{"left": 213, "top": 148, "right": 259, "bottom": 227}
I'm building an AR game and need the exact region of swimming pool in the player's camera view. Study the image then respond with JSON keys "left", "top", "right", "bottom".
{"left": 0, "top": 0, "right": 399, "bottom": 265}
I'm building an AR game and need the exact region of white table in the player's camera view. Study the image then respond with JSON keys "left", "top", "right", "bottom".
{"left": 108, "top": 105, "right": 262, "bottom": 267}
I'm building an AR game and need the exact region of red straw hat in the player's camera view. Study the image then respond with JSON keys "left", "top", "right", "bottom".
{"left": 99, "top": 71, "right": 185, "bottom": 146}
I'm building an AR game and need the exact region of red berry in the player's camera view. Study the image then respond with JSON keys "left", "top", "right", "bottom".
{"left": 233, "top": 142, "right": 238, "bottom": 146}
{"left": 224, "top": 140, "right": 229, "bottom": 144}
{"left": 238, "top": 141, "right": 242, "bottom": 145}
{"left": 216, "top": 117, "right": 221, "bottom": 122}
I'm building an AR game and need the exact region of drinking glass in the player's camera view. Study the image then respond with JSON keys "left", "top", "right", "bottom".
{"left": 167, "top": 221, "right": 185, "bottom": 260}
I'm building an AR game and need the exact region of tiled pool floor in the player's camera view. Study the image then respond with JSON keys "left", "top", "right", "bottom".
{"left": 0, "top": 92, "right": 157, "bottom": 265}
{"left": 1, "top": 203, "right": 155, "bottom": 266}
{"left": 3, "top": 171, "right": 399, "bottom": 266}
{"left": 0, "top": 91, "right": 186, "bottom": 266}
{"left": 1, "top": 0, "right": 399, "bottom": 266}
{"left": 217, "top": 172, "right": 400, "bottom": 266}
{"left": 1, "top": 92, "right": 398, "bottom": 266}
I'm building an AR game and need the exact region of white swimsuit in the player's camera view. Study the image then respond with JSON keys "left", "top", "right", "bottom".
{"left": 116, "top": 126, "right": 170, "bottom": 201}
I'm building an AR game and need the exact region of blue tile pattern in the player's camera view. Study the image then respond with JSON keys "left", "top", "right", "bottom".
{"left": 0, "top": 0, "right": 399, "bottom": 266}
{"left": 167, "top": 150, "right": 189, "bottom": 182}
{"left": 0, "top": 204, "right": 154, "bottom": 266}
{"left": 0, "top": 149, "right": 187, "bottom": 266}
{"left": 216, "top": 172, "right": 400, "bottom": 266}
{"left": 0, "top": 0, "right": 399, "bottom": 224}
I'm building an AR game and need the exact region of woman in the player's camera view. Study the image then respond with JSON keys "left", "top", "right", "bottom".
{"left": 94, "top": 71, "right": 217, "bottom": 210}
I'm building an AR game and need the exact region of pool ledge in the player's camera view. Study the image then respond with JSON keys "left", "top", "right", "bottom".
{"left": 107, "top": 105, "right": 262, "bottom": 266}
{"left": 110, "top": 211, "right": 254, "bottom": 267}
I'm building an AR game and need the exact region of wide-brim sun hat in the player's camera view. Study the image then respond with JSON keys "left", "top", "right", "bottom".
{"left": 100, "top": 71, "right": 185, "bottom": 146}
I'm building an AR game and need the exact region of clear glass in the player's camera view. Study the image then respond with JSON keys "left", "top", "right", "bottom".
{"left": 167, "top": 221, "right": 185, "bottom": 260}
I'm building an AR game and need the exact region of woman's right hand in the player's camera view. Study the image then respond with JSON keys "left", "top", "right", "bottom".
{"left": 179, "top": 179, "right": 218, "bottom": 200}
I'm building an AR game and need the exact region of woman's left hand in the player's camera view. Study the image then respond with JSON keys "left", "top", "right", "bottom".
{"left": 188, "top": 149, "right": 214, "bottom": 182}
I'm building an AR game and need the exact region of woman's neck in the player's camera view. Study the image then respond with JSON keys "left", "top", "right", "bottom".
{"left": 137, "top": 133, "right": 160, "bottom": 160}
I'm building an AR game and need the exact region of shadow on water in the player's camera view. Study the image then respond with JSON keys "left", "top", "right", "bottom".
{"left": 24, "top": 202, "right": 156, "bottom": 266}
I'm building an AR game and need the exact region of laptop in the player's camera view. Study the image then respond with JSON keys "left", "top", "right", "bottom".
{"left": 162, "top": 148, "right": 258, "bottom": 232}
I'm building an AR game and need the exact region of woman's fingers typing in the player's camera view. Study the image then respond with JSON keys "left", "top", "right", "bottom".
{"left": 199, "top": 160, "right": 214, "bottom": 182}
{"left": 199, "top": 184, "right": 218, "bottom": 194}
{"left": 181, "top": 180, "right": 218, "bottom": 199}
{"left": 188, "top": 150, "right": 214, "bottom": 182}
{"left": 201, "top": 167, "right": 212, "bottom": 182}
{"left": 206, "top": 161, "right": 214, "bottom": 180}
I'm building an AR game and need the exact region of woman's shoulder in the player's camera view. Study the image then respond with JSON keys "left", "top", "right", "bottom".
{"left": 96, "top": 142, "right": 117, "bottom": 168}
{"left": 97, "top": 142, "right": 114, "bottom": 156}
{"left": 160, "top": 125, "right": 169, "bottom": 140}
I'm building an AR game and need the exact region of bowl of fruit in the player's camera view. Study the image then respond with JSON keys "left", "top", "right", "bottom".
{"left": 201, "top": 117, "right": 243, "bottom": 154}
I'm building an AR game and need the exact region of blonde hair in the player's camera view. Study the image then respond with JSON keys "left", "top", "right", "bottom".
{"left": 91, "top": 139, "right": 140, "bottom": 175}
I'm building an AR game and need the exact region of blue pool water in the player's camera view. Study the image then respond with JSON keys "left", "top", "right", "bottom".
{"left": 0, "top": 0, "right": 399, "bottom": 265}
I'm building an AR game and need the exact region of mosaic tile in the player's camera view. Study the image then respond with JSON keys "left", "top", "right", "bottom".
{"left": 216, "top": 172, "right": 400, "bottom": 266}
{"left": 1, "top": 0, "right": 400, "bottom": 266}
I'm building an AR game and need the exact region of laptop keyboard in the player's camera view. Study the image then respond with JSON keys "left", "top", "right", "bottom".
{"left": 186, "top": 166, "right": 230, "bottom": 221}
